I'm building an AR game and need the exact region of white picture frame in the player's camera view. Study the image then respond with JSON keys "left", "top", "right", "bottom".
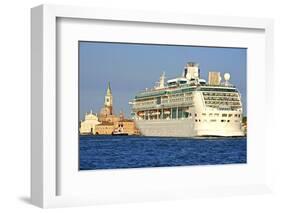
{"left": 31, "top": 4, "right": 274, "bottom": 208}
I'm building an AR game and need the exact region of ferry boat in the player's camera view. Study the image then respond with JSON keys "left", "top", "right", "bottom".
{"left": 130, "top": 62, "right": 245, "bottom": 137}
{"left": 112, "top": 127, "right": 129, "bottom": 136}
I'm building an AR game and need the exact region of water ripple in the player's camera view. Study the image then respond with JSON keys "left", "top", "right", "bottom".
{"left": 79, "top": 135, "right": 247, "bottom": 170}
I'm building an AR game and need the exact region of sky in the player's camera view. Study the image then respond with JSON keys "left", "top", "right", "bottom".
{"left": 79, "top": 42, "right": 247, "bottom": 120}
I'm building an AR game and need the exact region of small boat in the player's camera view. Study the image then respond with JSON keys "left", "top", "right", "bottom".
{"left": 112, "top": 127, "right": 129, "bottom": 136}
{"left": 111, "top": 132, "right": 129, "bottom": 136}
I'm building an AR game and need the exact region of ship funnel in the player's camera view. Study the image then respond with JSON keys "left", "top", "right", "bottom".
{"left": 183, "top": 62, "right": 200, "bottom": 80}
{"left": 186, "top": 72, "right": 192, "bottom": 80}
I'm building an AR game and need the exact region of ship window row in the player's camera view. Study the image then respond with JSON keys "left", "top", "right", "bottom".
{"left": 208, "top": 105, "right": 242, "bottom": 110}
{"left": 205, "top": 101, "right": 241, "bottom": 106}
{"left": 171, "top": 93, "right": 184, "bottom": 97}
{"left": 204, "top": 99, "right": 240, "bottom": 103}
{"left": 203, "top": 92, "right": 238, "bottom": 97}
{"left": 204, "top": 97, "right": 239, "bottom": 101}
{"left": 200, "top": 113, "right": 241, "bottom": 117}
{"left": 170, "top": 97, "right": 192, "bottom": 102}
{"left": 135, "top": 96, "right": 194, "bottom": 106}
{"left": 168, "top": 93, "right": 193, "bottom": 98}
{"left": 137, "top": 111, "right": 241, "bottom": 119}
{"left": 170, "top": 98, "right": 184, "bottom": 102}
{"left": 195, "top": 119, "right": 235, "bottom": 123}
{"left": 221, "top": 119, "right": 230, "bottom": 122}
{"left": 206, "top": 104, "right": 241, "bottom": 108}
{"left": 201, "top": 88, "right": 236, "bottom": 92}
{"left": 204, "top": 98, "right": 240, "bottom": 103}
{"left": 135, "top": 111, "right": 241, "bottom": 121}
{"left": 206, "top": 103, "right": 241, "bottom": 106}
{"left": 205, "top": 103, "right": 241, "bottom": 107}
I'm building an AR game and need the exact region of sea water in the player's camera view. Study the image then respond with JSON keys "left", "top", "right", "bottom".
{"left": 79, "top": 135, "right": 246, "bottom": 170}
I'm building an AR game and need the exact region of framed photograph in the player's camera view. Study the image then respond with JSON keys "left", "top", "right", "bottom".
{"left": 31, "top": 4, "right": 274, "bottom": 208}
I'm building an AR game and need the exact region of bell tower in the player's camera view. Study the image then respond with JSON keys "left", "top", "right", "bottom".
{"left": 104, "top": 82, "right": 113, "bottom": 115}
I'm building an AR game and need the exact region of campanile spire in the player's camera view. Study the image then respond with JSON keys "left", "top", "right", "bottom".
{"left": 104, "top": 82, "right": 113, "bottom": 114}
{"left": 106, "top": 82, "right": 112, "bottom": 96}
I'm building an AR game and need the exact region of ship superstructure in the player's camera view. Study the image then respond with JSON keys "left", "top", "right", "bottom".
{"left": 130, "top": 62, "right": 244, "bottom": 137}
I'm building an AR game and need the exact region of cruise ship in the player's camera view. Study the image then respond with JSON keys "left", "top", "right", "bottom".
{"left": 130, "top": 62, "right": 245, "bottom": 137}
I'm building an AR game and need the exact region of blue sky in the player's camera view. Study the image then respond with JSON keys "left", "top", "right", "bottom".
{"left": 79, "top": 42, "right": 247, "bottom": 120}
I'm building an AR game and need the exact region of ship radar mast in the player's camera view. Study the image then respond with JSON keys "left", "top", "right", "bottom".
{"left": 159, "top": 72, "right": 165, "bottom": 88}
{"left": 154, "top": 72, "right": 166, "bottom": 89}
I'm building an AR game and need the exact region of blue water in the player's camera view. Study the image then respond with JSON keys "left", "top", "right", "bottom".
{"left": 79, "top": 136, "right": 247, "bottom": 170}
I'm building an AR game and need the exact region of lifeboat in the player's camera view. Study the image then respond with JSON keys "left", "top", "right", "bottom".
{"left": 164, "top": 109, "right": 171, "bottom": 114}
{"left": 151, "top": 110, "right": 160, "bottom": 115}
{"left": 137, "top": 111, "right": 144, "bottom": 116}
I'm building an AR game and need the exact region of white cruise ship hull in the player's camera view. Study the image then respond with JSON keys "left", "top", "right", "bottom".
{"left": 135, "top": 119, "right": 244, "bottom": 137}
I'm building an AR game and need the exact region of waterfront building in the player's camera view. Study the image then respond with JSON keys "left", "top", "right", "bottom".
{"left": 95, "top": 121, "right": 115, "bottom": 135}
{"left": 95, "top": 112, "right": 139, "bottom": 135}
{"left": 80, "top": 82, "right": 140, "bottom": 135}
{"left": 79, "top": 111, "right": 101, "bottom": 135}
